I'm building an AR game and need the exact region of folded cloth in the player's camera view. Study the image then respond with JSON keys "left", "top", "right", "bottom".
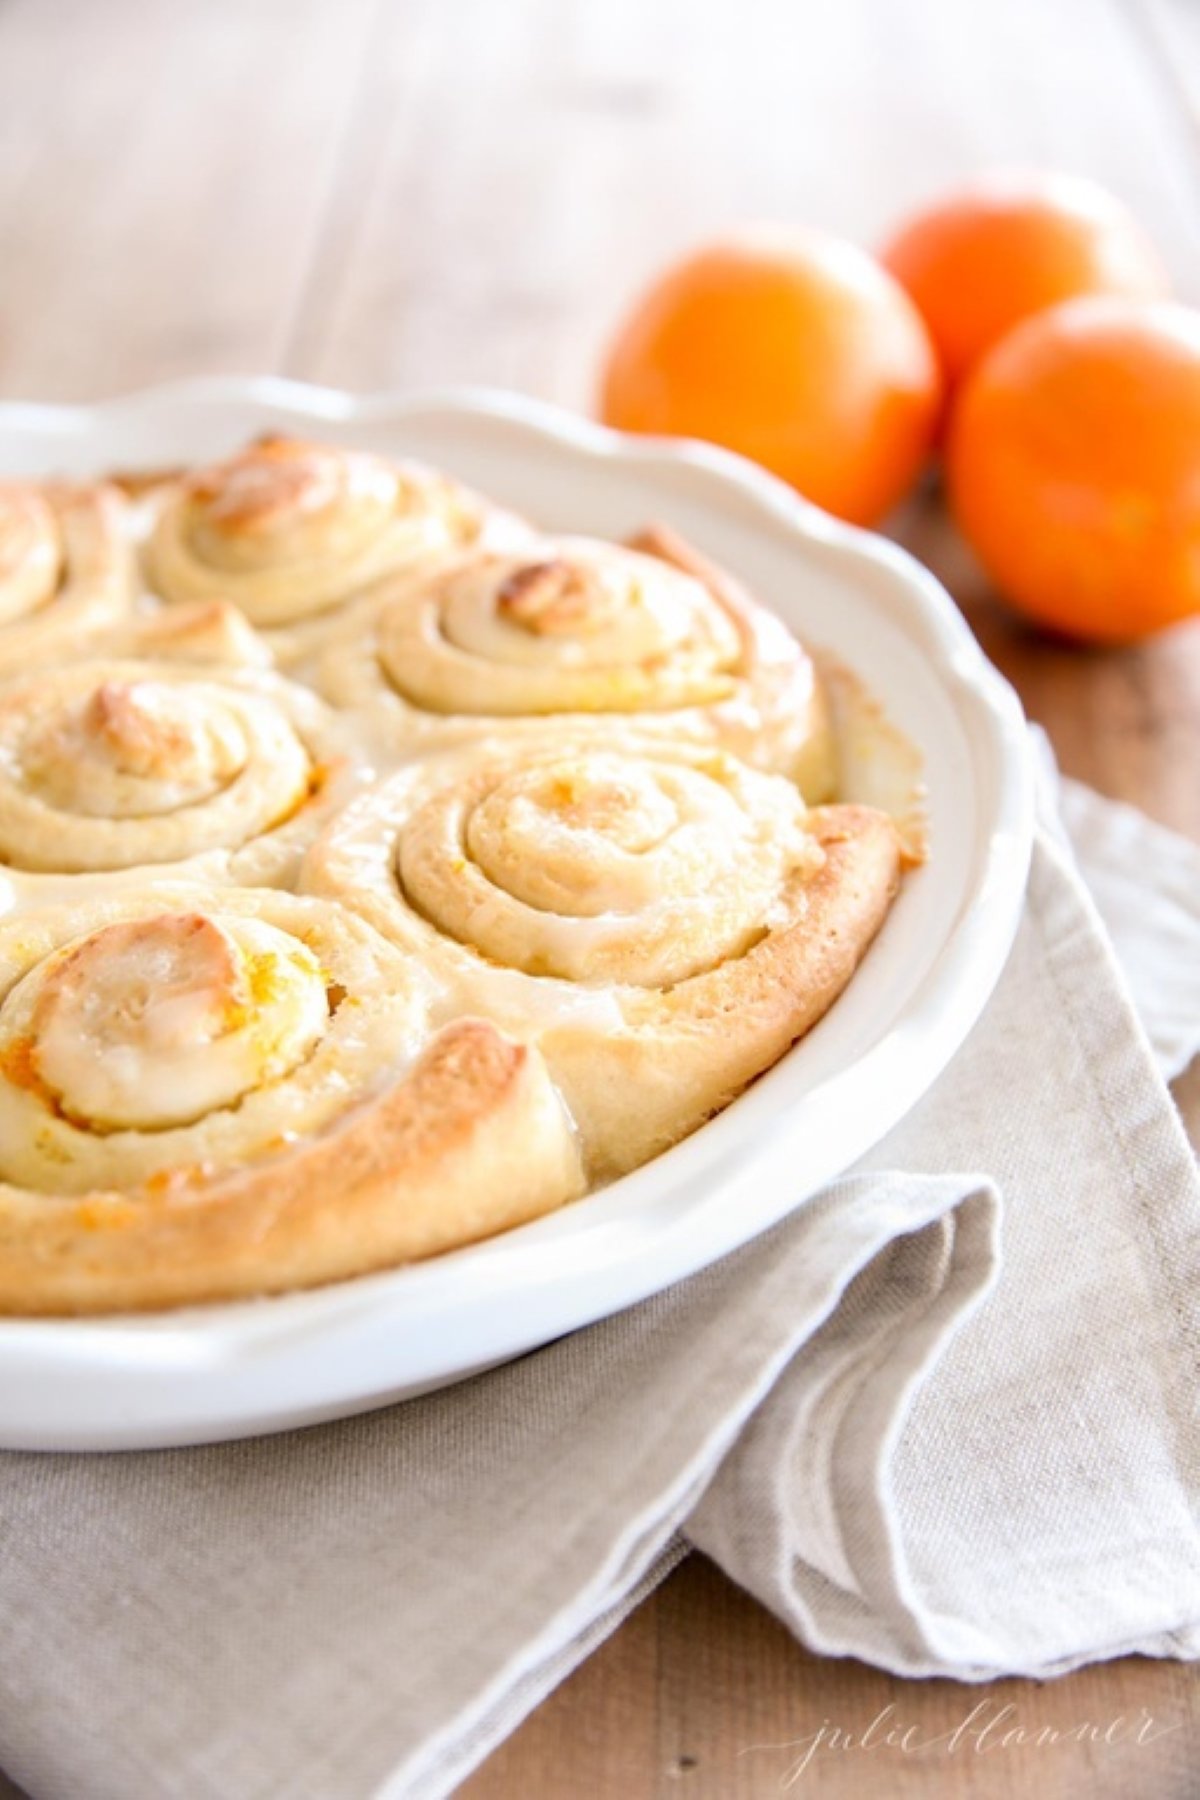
{"left": 0, "top": 756, "right": 1199, "bottom": 1800}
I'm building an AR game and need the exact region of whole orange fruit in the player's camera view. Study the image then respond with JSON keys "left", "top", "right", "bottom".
{"left": 946, "top": 297, "right": 1200, "bottom": 643}
{"left": 599, "top": 227, "right": 942, "bottom": 526}
{"left": 882, "top": 172, "right": 1169, "bottom": 387}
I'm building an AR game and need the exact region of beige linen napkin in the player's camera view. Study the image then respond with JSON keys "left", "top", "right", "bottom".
{"left": 0, "top": 753, "right": 1198, "bottom": 1800}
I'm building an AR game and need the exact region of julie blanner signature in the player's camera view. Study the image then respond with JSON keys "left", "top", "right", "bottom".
{"left": 741, "top": 1701, "right": 1182, "bottom": 1787}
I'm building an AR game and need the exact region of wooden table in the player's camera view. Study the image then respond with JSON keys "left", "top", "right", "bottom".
{"left": 0, "top": 0, "right": 1198, "bottom": 1793}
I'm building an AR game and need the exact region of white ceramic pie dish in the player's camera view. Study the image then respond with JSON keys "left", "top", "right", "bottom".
{"left": 0, "top": 380, "right": 1033, "bottom": 1451}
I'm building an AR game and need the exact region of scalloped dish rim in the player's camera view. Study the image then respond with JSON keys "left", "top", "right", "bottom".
{"left": 0, "top": 382, "right": 1034, "bottom": 1450}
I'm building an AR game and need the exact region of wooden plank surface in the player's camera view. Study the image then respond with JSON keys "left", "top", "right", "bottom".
{"left": 0, "top": 0, "right": 1198, "bottom": 1795}
{"left": 283, "top": 0, "right": 1200, "bottom": 404}
{"left": 464, "top": 1556, "right": 1200, "bottom": 1800}
{"left": 0, "top": 0, "right": 382, "bottom": 396}
{"left": 1141, "top": 0, "right": 1200, "bottom": 140}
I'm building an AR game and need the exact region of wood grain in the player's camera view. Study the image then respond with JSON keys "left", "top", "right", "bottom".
{"left": 278, "top": 0, "right": 1200, "bottom": 404}
{"left": 0, "top": 0, "right": 1197, "bottom": 1796}
{"left": 896, "top": 489, "right": 1200, "bottom": 841}
{"left": 0, "top": 0, "right": 381, "bottom": 397}
{"left": 1141, "top": 0, "right": 1200, "bottom": 138}
{"left": 464, "top": 1557, "right": 1200, "bottom": 1800}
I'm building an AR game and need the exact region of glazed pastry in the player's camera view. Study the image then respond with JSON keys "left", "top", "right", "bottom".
{"left": 302, "top": 734, "right": 901, "bottom": 1178}
{"left": 0, "top": 658, "right": 350, "bottom": 901}
{"left": 0, "top": 430, "right": 924, "bottom": 1316}
{"left": 84, "top": 597, "right": 275, "bottom": 669}
{"left": 145, "top": 435, "right": 528, "bottom": 664}
{"left": 0, "top": 888, "right": 583, "bottom": 1312}
{"left": 317, "top": 525, "right": 837, "bottom": 799}
{"left": 0, "top": 482, "right": 134, "bottom": 673}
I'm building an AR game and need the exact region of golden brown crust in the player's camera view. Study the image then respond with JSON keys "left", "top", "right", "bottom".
{"left": 0, "top": 657, "right": 349, "bottom": 894}
{"left": 549, "top": 805, "right": 901, "bottom": 1175}
{"left": 302, "top": 733, "right": 904, "bottom": 1182}
{"left": 0, "top": 889, "right": 584, "bottom": 1314}
{"left": 145, "top": 436, "right": 527, "bottom": 665}
{"left": 628, "top": 522, "right": 838, "bottom": 801}
{"left": 316, "top": 527, "right": 836, "bottom": 794}
{"left": 0, "top": 435, "right": 920, "bottom": 1315}
{"left": 0, "top": 1019, "right": 584, "bottom": 1315}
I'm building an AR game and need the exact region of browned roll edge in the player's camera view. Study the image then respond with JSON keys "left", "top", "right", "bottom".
{"left": 546, "top": 805, "right": 903, "bottom": 1178}
{"left": 0, "top": 1018, "right": 585, "bottom": 1315}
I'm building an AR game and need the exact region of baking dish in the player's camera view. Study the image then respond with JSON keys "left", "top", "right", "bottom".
{"left": 0, "top": 382, "right": 1032, "bottom": 1449}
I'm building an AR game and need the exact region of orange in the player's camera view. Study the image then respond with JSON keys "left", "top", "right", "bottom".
{"left": 598, "top": 227, "right": 942, "bottom": 526}
{"left": 882, "top": 172, "right": 1169, "bottom": 388}
{"left": 946, "top": 297, "right": 1200, "bottom": 643}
